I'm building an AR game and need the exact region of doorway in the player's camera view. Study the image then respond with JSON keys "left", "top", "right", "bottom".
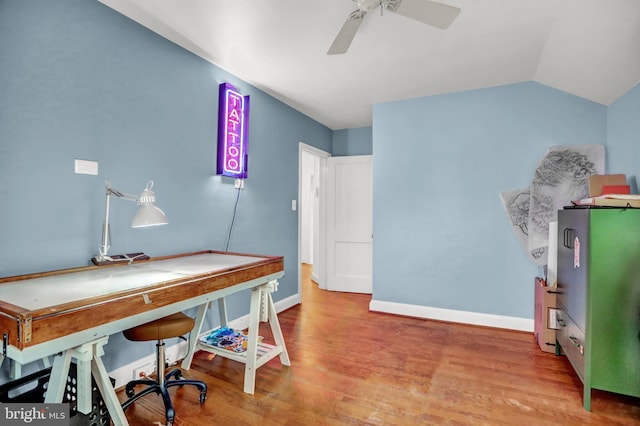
{"left": 298, "top": 143, "right": 330, "bottom": 299}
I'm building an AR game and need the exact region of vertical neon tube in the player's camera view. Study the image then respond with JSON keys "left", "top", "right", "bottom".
{"left": 217, "top": 83, "right": 249, "bottom": 178}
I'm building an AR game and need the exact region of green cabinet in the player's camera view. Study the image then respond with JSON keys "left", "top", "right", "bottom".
{"left": 557, "top": 207, "right": 640, "bottom": 410}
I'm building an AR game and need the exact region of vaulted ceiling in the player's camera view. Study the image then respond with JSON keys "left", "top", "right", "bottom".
{"left": 99, "top": 0, "right": 640, "bottom": 130}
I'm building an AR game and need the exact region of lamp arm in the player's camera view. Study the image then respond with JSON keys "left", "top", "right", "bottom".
{"left": 106, "top": 180, "right": 156, "bottom": 204}
{"left": 98, "top": 189, "right": 112, "bottom": 260}
{"left": 98, "top": 182, "right": 141, "bottom": 261}
{"left": 106, "top": 186, "right": 139, "bottom": 203}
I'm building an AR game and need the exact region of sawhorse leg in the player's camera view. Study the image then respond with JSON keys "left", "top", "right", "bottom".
{"left": 181, "top": 301, "right": 211, "bottom": 369}
{"left": 180, "top": 281, "right": 290, "bottom": 395}
{"left": 217, "top": 297, "right": 228, "bottom": 327}
{"left": 181, "top": 298, "right": 232, "bottom": 369}
{"left": 45, "top": 337, "right": 129, "bottom": 426}
{"left": 244, "top": 281, "right": 290, "bottom": 394}
{"left": 265, "top": 291, "right": 290, "bottom": 367}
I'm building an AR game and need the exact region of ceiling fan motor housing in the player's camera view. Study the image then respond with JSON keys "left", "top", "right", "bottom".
{"left": 356, "top": 0, "right": 381, "bottom": 12}
{"left": 355, "top": 0, "right": 401, "bottom": 12}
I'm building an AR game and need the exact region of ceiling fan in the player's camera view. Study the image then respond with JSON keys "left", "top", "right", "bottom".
{"left": 327, "top": 0, "right": 461, "bottom": 55}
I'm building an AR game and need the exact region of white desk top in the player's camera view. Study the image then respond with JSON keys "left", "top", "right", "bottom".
{"left": 0, "top": 253, "right": 265, "bottom": 311}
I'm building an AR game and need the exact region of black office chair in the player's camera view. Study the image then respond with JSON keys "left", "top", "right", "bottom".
{"left": 121, "top": 312, "right": 207, "bottom": 425}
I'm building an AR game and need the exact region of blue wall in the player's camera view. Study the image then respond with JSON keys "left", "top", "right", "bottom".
{"left": 607, "top": 83, "right": 640, "bottom": 192}
{"left": 0, "top": 0, "right": 331, "bottom": 375}
{"left": 2, "top": 0, "right": 639, "bottom": 382}
{"left": 372, "top": 82, "right": 608, "bottom": 318}
{"left": 332, "top": 127, "right": 373, "bottom": 156}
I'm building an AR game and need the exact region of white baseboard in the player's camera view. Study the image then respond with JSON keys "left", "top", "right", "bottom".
{"left": 109, "top": 293, "right": 301, "bottom": 389}
{"left": 369, "top": 299, "right": 534, "bottom": 332}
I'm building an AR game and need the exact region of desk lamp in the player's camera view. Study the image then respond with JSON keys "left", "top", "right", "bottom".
{"left": 91, "top": 180, "right": 168, "bottom": 265}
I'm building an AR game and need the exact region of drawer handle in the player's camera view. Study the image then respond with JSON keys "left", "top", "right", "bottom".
{"left": 569, "top": 335, "right": 584, "bottom": 355}
{"left": 563, "top": 228, "right": 575, "bottom": 249}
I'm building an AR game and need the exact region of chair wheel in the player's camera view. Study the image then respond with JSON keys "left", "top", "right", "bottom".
{"left": 166, "top": 369, "right": 182, "bottom": 381}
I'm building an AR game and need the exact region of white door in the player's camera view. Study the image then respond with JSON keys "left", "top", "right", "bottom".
{"left": 326, "top": 155, "right": 373, "bottom": 293}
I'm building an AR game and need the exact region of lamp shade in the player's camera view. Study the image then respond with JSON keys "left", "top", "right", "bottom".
{"left": 132, "top": 205, "right": 168, "bottom": 228}
{"left": 131, "top": 182, "right": 169, "bottom": 228}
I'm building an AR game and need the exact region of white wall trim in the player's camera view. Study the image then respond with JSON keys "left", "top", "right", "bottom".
{"left": 109, "top": 293, "right": 301, "bottom": 389}
{"left": 369, "top": 299, "right": 533, "bottom": 332}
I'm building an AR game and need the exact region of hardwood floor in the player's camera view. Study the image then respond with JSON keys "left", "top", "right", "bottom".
{"left": 117, "top": 264, "right": 640, "bottom": 425}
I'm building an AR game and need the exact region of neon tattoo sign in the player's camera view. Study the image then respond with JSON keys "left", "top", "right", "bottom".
{"left": 217, "top": 83, "right": 249, "bottom": 178}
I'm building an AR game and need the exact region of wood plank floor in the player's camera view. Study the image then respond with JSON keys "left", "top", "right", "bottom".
{"left": 117, "top": 264, "right": 640, "bottom": 425}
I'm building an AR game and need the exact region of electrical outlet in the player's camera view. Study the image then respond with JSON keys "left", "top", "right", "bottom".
{"left": 132, "top": 362, "right": 154, "bottom": 380}
{"left": 234, "top": 178, "right": 245, "bottom": 189}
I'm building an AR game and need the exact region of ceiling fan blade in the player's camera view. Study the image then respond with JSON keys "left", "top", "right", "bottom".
{"left": 327, "top": 11, "right": 365, "bottom": 55}
{"left": 391, "top": 0, "right": 461, "bottom": 30}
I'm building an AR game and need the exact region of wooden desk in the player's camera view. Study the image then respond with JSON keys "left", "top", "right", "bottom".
{"left": 0, "top": 251, "right": 288, "bottom": 425}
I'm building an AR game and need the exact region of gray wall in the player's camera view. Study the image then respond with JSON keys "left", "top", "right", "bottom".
{"left": 0, "top": 0, "right": 331, "bottom": 376}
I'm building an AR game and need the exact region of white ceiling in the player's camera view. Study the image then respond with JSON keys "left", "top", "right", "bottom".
{"left": 99, "top": 0, "right": 640, "bottom": 130}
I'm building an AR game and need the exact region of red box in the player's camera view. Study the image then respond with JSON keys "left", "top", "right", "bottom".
{"left": 534, "top": 278, "right": 559, "bottom": 353}
{"left": 601, "top": 184, "right": 630, "bottom": 195}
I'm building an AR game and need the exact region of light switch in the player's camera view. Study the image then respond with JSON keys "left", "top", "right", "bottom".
{"left": 74, "top": 159, "right": 98, "bottom": 175}
{"left": 291, "top": 200, "right": 297, "bottom": 211}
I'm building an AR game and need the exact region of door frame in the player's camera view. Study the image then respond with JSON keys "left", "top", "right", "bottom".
{"left": 298, "top": 142, "right": 331, "bottom": 298}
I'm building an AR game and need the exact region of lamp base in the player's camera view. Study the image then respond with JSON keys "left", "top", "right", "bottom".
{"left": 91, "top": 252, "right": 150, "bottom": 266}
